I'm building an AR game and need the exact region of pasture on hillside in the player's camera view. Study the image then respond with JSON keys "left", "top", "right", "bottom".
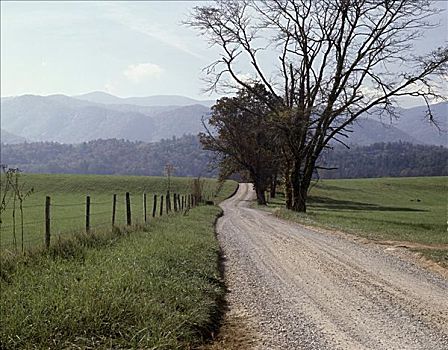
{"left": 0, "top": 173, "right": 231, "bottom": 251}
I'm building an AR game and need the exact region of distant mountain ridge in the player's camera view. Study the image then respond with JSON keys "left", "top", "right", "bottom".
{"left": 75, "top": 91, "right": 216, "bottom": 108}
{"left": 391, "top": 103, "right": 447, "bottom": 146}
{"left": 1, "top": 92, "right": 446, "bottom": 146}
{"left": 346, "top": 118, "right": 421, "bottom": 145}
{"left": 1, "top": 129, "right": 28, "bottom": 144}
{"left": 1, "top": 94, "right": 210, "bottom": 143}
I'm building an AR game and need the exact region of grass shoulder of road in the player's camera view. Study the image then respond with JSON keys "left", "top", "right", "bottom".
{"left": 0, "top": 177, "right": 237, "bottom": 349}
{"left": 258, "top": 177, "right": 447, "bottom": 268}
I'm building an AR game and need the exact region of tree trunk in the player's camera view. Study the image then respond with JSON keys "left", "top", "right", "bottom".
{"left": 251, "top": 170, "right": 268, "bottom": 205}
{"left": 292, "top": 183, "right": 308, "bottom": 212}
{"left": 290, "top": 161, "right": 309, "bottom": 213}
{"left": 255, "top": 185, "right": 267, "bottom": 205}
{"left": 270, "top": 173, "right": 277, "bottom": 199}
{"left": 284, "top": 163, "right": 292, "bottom": 210}
{"left": 291, "top": 154, "right": 317, "bottom": 213}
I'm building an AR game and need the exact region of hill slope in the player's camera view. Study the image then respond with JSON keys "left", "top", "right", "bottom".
{"left": 344, "top": 118, "right": 420, "bottom": 145}
{"left": 0, "top": 95, "right": 210, "bottom": 143}
{"left": 1, "top": 94, "right": 445, "bottom": 146}
{"left": 1, "top": 129, "right": 28, "bottom": 144}
{"left": 393, "top": 103, "right": 447, "bottom": 146}
{"left": 76, "top": 91, "right": 216, "bottom": 107}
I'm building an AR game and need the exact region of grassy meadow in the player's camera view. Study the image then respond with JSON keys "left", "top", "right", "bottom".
{"left": 265, "top": 176, "right": 447, "bottom": 266}
{"left": 0, "top": 173, "right": 227, "bottom": 251}
{"left": 0, "top": 173, "right": 237, "bottom": 349}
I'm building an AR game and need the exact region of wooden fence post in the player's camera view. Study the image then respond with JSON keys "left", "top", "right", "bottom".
{"left": 112, "top": 194, "right": 117, "bottom": 227}
{"left": 177, "top": 194, "right": 181, "bottom": 212}
{"left": 173, "top": 193, "right": 178, "bottom": 212}
{"left": 86, "top": 195, "right": 90, "bottom": 233}
{"left": 143, "top": 192, "right": 147, "bottom": 223}
{"left": 166, "top": 191, "right": 170, "bottom": 214}
{"left": 152, "top": 194, "right": 157, "bottom": 218}
{"left": 126, "top": 192, "right": 131, "bottom": 226}
{"left": 45, "top": 196, "right": 51, "bottom": 249}
{"left": 160, "top": 195, "right": 164, "bottom": 216}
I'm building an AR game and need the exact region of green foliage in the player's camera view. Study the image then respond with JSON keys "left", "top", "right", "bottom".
{"left": 201, "top": 84, "right": 280, "bottom": 204}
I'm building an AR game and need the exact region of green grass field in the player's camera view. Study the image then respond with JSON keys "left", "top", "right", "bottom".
{"left": 265, "top": 177, "right": 447, "bottom": 266}
{"left": 0, "top": 173, "right": 228, "bottom": 251}
{"left": 0, "top": 173, "right": 237, "bottom": 349}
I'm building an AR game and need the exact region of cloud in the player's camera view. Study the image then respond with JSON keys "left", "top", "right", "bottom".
{"left": 123, "top": 63, "right": 163, "bottom": 83}
{"left": 102, "top": 4, "right": 205, "bottom": 60}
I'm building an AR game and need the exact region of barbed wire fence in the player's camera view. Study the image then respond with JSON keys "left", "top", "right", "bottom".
{"left": 0, "top": 189, "right": 216, "bottom": 253}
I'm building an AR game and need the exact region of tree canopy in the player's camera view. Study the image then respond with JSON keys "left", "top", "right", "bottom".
{"left": 200, "top": 84, "right": 280, "bottom": 204}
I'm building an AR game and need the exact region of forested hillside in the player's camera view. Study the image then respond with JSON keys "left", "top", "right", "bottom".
{"left": 1, "top": 136, "right": 446, "bottom": 179}
{"left": 1, "top": 135, "right": 213, "bottom": 176}
{"left": 319, "top": 142, "right": 448, "bottom": 179}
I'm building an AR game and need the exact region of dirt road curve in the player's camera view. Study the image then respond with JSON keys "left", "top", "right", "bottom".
{"left": 216, "top": 183, "right": 448, "bottom": 350}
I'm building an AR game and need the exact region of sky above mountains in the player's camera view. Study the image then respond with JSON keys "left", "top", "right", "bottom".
{"left": 1, "top": 1, "right": 447, "bottom": 106}
{"left": 1, "top": 1, "right": 219, "bottom": 100}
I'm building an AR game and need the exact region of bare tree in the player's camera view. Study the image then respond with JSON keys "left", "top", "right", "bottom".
{"left": 0, "top": 166, "right": 33, "bottom": 251}
{"left": 187, "top": 0, "right": 447, "bottom": 212}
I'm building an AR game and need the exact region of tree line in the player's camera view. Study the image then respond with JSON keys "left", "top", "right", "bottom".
{"left": 2, "top": 136, "right": 446, "bottom": 179}
{"left": 319, "top": 142, "right": 447, "bottom": 179}
{"left": 1, "top": 136, "right": 214, "bottom": 177}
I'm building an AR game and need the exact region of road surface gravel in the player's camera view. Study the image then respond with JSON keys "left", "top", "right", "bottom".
{"left": 216, "top": 183, "right": 448, "bottom": 350}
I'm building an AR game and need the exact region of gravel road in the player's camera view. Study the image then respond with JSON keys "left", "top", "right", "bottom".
{"left": 216, "top": 183, "right": 448, "bottom": 350}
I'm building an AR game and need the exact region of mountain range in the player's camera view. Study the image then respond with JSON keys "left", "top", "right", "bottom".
{"left": 0, "top": 92, "right": 446, "bottom": 146}
{"left": 1, "top": 94, "right": 211, "bottom": 143}
{"left": 75, "top": 91, "right": 216, "bottom": 108}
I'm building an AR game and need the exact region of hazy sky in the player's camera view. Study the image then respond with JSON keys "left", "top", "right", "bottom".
{"left": 1, "top": 1, "right": 447, "bottom": 103}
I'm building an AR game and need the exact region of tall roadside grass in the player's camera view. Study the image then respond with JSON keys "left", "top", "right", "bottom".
{"left": 0, "top": 176, "right": 238, "bottom": 349}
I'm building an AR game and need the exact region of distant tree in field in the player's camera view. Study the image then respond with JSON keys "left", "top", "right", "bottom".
{"left": 187, "top": 0, "right": 448, "bottom": 212}
{"left": 200, "top": 84, "right": 281, "bottom": 204}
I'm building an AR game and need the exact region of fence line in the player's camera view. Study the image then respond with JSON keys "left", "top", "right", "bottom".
{"left": 1, "top": 191, "right": 203, "bottom": 253}
{"left": 91, "top": 200, "right": 111, "bottom": 205}
{"left": 52, "top": 203, "right": 84, "bottom": 207}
